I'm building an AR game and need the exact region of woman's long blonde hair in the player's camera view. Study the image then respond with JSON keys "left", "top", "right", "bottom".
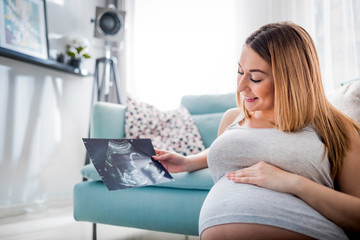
{"left": 237, "top": 22, "right": 360, "bottom": 179}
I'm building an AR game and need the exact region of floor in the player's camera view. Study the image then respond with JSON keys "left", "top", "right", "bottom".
{"left": 0, "top": 204, "right": 200, "bottom": 240}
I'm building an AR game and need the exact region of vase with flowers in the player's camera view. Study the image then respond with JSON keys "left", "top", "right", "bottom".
{"left": 66, "top": 38, "right": 91, "bottom": 69}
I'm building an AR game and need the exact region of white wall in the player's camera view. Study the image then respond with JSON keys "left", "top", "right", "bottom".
{"left": 0, "top": 58, "right": 92, "bottom": 215}
{"left": 0, "top": 0, "right": 110, "bottom": 216}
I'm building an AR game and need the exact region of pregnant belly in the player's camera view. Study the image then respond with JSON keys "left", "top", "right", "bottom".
{"left": 198, "top": 177, "right": 347, "bottom": 240}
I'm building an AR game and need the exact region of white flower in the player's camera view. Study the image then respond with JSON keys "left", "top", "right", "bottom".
{"left": 66, "top": 38, "right": 91, "bottom": 59}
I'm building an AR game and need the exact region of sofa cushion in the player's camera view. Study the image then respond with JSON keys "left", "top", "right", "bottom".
{"left": 91, "top": 102, "right": 127, "bottom": 138}
{"left": 81, "top": 163, "right": 101, "bottom": 181}
{"left": 74, "top": 181, "right": 208, "bottom": 235}
{"left": 155, "top": 168, "right": 214, "bottom": 190}
{"left": 181, "top": 93, "right": 237, "bottom": 115}
{"left": 192, "top": 113, "right": 224, "bottom": 148}
{"left": 81, "top": 163, "right": 214, "bottom": 191}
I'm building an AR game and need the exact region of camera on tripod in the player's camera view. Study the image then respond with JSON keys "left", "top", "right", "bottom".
{"left": 94, "top": 6, "right": 125, "bottom": 43}
{"left": 91, "top": 5, "right": 126, "bottom": 105}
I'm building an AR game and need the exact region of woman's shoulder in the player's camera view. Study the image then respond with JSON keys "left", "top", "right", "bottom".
{"left": 226, "top": 108, "right": 245, "bottom": 123}
{"left": 217, "top": 108, "right": 243, "bottom": 136}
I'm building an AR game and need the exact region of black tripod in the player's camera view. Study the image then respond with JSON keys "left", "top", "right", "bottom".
{"left": 91, "top": 56, "right": 122, "bottom": 106}
{"left": 84, "top": 56, "right": 122, "bottom": 166}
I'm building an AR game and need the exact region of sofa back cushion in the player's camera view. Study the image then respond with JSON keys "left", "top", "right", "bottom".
{"left": 192, "top": 113, "right": 224, "bottom": 148}
{"left": 181, "top": 93, "right": 237, "bottom": 148}
{"left": 91, "top": 102, "right": 127, "bottom": 138}
{"left": 181, "top": 93, "right": 237, "bottom": 115}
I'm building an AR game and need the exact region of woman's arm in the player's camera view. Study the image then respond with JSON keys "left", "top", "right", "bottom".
{"left": 153, "top": 107, "right": 241, "bottom": 173}
{"left": 293, "top": 126, "right": 360, "bottom": 232}
{"left": 293, "top": 172, "right": 360, "bottom": 232}
{"left": 226, "top": 126, "right": 360, "bottom": 233}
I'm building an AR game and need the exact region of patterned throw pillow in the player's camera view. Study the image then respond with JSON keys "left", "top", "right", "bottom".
{"left": 125, "top": 97, "right": 206, "bottom": 156}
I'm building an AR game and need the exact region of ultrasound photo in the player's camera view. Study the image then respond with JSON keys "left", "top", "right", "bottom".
{"left": 83, "top": 138, "right": 174, "bottom": 190}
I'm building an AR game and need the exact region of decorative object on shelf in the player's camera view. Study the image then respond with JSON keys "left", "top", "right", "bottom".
{"left": 66, "top": 38, "right": 91, "bottom": 68}
{"left": 56, "top": 53, "right": 65, "bottom": 63}
{"left": 69, "top": 58, "right": 82, "bottom": 68}
{"left": 0, "top": 0, "right": 49, "bottom": 60}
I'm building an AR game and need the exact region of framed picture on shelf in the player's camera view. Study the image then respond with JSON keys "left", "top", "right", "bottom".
{"left": 0, "top": 0, "right": 49, "bottom": 60}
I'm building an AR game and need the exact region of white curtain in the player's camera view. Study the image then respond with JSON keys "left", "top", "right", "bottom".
{"left": 314, "top": 0, "right": 360, "bottom": 93}
{"left": 123, "top": 0, "right": 360, "bottom": 109}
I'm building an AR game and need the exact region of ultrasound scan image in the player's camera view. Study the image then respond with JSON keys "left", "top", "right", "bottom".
{"left": 83, "top": 138, "right": 173, "bottom": 190}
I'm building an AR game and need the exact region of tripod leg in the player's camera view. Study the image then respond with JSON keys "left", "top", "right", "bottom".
{"left": 84, "top": 59, "right": 101, "bottom": 168}
{"left": 104, "top": 59, "right": 112, "bottom": 102}
{"left": 110, "top": 59, "right": 122, "bottom": 104}
{"left": 92, "top": 59, "right": 100, "bottom": 107}
{"left": 98, "top": 60, "right": 108, "bottom": 102}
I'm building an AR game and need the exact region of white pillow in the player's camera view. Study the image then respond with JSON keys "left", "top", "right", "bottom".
{"left": 328, "top": 80, "right": 360, "bottom": 123}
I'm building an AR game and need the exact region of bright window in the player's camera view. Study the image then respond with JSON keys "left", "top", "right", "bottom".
{"left": 126, "top": 0, "right": 238, "bottom": 110}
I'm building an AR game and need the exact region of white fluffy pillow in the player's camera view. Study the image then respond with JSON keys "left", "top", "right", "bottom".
{"left": 328, "top": 80, "right": 360, "bottom": 123}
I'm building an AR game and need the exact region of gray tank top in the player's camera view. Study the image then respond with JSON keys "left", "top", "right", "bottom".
{"left": 198, "top": 114, "right": 348, "bottom": 239}
{"left": 208, "top": 114, "right": 333, "bottom": 186}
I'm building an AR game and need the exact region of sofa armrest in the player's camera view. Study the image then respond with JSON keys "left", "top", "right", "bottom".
{"left": 90, "top": 101, "right": 127, "bottom": 138}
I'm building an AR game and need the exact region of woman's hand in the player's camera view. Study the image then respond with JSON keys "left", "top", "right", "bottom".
{"left": 152, "top": 149, "right": 189, "bottom": 173}
{"left": 225, "top": 161, "right": 300, "bottom": 194}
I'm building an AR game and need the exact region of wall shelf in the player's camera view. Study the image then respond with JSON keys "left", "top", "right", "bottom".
{"left": 0, "top": 47, "right": 90, "bottom": 77}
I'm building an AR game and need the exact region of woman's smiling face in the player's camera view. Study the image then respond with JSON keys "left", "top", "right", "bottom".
{"left": 237, "top": 45, "right": 275, "bottom": 116}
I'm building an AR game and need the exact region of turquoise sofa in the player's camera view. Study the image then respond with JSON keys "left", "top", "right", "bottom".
{"left": 73, "top": 93, "right": 237, "bottom": 239}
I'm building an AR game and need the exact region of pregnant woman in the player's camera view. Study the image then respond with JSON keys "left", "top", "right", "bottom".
{"left": 153, "top": 22, "right": 360, "bottom": 240}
